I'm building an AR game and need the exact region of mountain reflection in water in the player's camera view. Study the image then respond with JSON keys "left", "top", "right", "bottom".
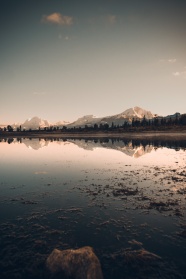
{"left": 1, "top": 137, "right": 186, "bottom": 156}
{"left": 0, "top": 137, "right": 186, "bottom": 279}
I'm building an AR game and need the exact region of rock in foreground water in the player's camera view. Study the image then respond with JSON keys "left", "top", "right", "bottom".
{"left": 46, "top": 246, "right": 103, "bottom": 279}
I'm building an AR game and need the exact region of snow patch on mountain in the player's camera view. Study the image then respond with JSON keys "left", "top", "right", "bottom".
{"left": 116, "top": 106, "right": 156, "bottom": 120}
{"left": 67, "top": 115, "right": 102, "bottom": 128}
{"left": 22, "top": 117, "right": 50, "bottom": 130}
{"left": 54, "top": 120, "right": 70, "bottom": 127}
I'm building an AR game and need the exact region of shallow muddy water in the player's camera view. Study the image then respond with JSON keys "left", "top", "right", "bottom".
{"left": 0, "top": 138, "right": 186, "bottom": 279}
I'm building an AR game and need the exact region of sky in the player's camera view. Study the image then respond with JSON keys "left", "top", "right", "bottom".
{"left": 1, "top": 0, "right": 186, "bottom": 124}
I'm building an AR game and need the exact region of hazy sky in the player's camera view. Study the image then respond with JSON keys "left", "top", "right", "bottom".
{"left": 1, "top": 0, "right": 186, "bottom": 124}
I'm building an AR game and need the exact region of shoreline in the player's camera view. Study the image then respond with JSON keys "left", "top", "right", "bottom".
{"left": 1, "top": 130, "right": 186, "bottom": 140}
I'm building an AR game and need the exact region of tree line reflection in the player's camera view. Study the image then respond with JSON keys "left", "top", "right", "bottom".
{"left": 0, "top": 137, "right": 186, "bottom": 152}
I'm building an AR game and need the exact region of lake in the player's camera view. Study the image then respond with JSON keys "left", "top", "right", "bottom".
{"left": 0, "top": 137, "right": 186, "bottom": 279}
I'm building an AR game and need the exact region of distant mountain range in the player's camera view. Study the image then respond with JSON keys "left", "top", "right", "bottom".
{"left": 2, "top": 106, "right": 182, "bottom": 130}
{"left": 11, "top": 117, "right": 70, "bottom": 130}
{"left": 67, "top": 106, "right": 156, "bottom": 128}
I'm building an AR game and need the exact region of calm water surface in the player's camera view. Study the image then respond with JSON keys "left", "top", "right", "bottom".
{"left": 0, "top": 138, "right": 186, "bottom": 279}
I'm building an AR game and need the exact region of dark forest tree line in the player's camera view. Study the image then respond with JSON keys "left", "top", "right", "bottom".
{"left": 1, "top": 114, "right": 186, "bottom": 133}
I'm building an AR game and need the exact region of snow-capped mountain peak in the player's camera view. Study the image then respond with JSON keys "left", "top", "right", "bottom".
{"left": 53, "top": 120, "right": 70, "bottom": 128}
{"left": 118, "top": 106, "right": 155, "bottom": 120}
{"left": 66, "top": 106, "right": 157, "bottom": 128}
{"left": 22, "top": 116, "right": 50, "bottom": 129}
{"left": 67, "top": 115, "right": 102, "bottom": 128}
{"left": 8, "top": 106, "right": 157, "bottom": 130}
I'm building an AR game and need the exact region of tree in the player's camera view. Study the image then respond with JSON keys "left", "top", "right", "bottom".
{"left": 141, "top": 115, "right": 147, "bottom": 126}
{"left": 99, "top": 123, "right": 103, "bottom": 130}
{"left": 179, "top": 114, "right": 186, "bottom": 125}
{"left": 175, "top": 113, "right": 179, "bottom": 125}
{"left": 168, "top": 117, "right": 172, "bottom": 126}
{"left": 94, "top": 123, "right": 98, "bottom": 130}
{"left": 134, "top": 119, "right": 140, "bottom": 127}
{"left": 160, "top": 118, "right": 165, "bottom": 126}
{"left": 103, "top": 123, "right": 109, "bottom": 130}
{"left": 7, "top": 125, "right": 13, "bottom": 132}
{"left": 123, "top": 121, "right": 128, "bottom": 128}
{"left": 153, "top": 118, "right": 159, "bottom": 126}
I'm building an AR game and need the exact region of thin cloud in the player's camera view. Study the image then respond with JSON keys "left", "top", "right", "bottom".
{"left": 159, "top": 58, "right": 177, "bottom": 63}
{"left": 173, "top": 72, "right": 180, "bottom": 76}
{"left": 173, "top": 71, "right": 186, "bottom": 78}
{"left": 168, "top": 59, "right": 177, "bottom": 63}
{"left": 42, "top": 12, "right": 73, "bottom": 26}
